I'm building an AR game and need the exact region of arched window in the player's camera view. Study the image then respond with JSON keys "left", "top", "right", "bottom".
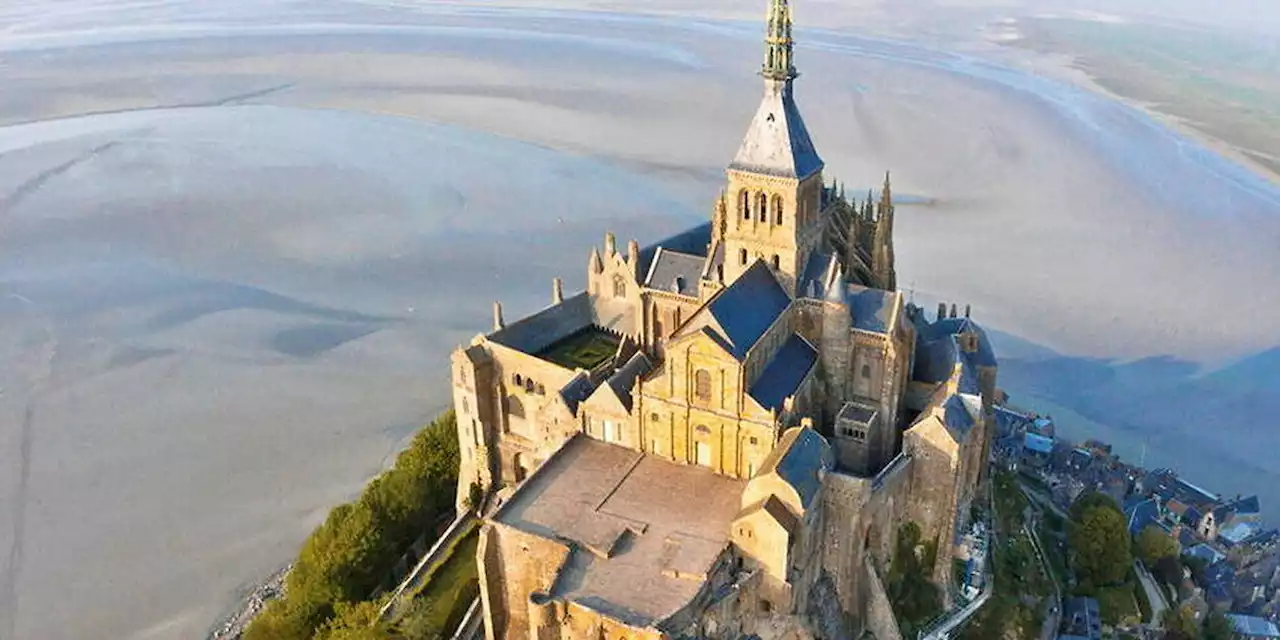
{"left": 508, "top": 395, "right": 524, "bottom": 419}
{"left": 757, "top": 192, "right": 767, "bottom": 222}
{"left": 772, "top": 194, "right": 783, "bottom": 225}
{"left": 513, "top": 373, "right": 523, "bottom": 387}
{"left": 694, "top": 369, "right": 712, "bottom": 402}
{"left": 525, "top": 378, "right": 535, "bottom": 392}
{"left": 650, "top": 412, "right": 660, "bottom": 425}
{"left": 739, "top": 248, "right": 748, "bottom": 265}
{"left": 696, "top": 424, "right": 712, "bottom": 435}
{"left": 612, "top": 274, "right": 626, "bottom": 298}
{"left": 771, "top": 254, "right": 780, "bottom": 270}
{"left": 861, "top": 363, "right": 872, "bottom": 379}
{"left": 739, "top": 189, "right": 750, "bottom": 220}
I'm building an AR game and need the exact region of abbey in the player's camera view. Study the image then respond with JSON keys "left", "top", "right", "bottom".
{"left": 448, "top": 2, "right": 997, "bottom": 638}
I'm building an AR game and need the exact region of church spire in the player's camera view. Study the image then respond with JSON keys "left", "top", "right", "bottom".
{"left": 762, "top": 0, "right": 797, "bottom": 82}
{"left": 872, "top": 171, "right": 897, "bottom": 291}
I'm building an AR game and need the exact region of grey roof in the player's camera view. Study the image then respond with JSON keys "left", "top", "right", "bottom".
{"left": 1227, "top": 614, "right": 1280, "bottom": 638}
{"left": 559, "top": 372, "right": 595, "bottom": 415}
{"left": 837, "top": 402, "right": 878, "bottom": 425}
{"left": 490, "top": 292, "right": 634, "bottom": 355}
{"left": 915, "top": 333, "right": 959, "bottom": 384}
{"left": 918, "top": 317, "right": 997, "bottom": 367}
{"left": 797, "top": 251, "right": 833, "bottom": 299}
{"left": 749, "top": 334, "right": 818, "bottom": 411}
{"left": 845, "top": 285, "right": 896, "bottom": 333}
{"left": 742, "top": 495, "right": 799, "bottom": 537}
{"left": 604, "top": 352, "right": 652, "bottom": 412}
{"left": 942, "top": 394, "right": 976, "bottom": 441}
{"left": 1124, "top": 497, "right": 1160, "bottom": 535}
{"left": 729, "top": 82, "right": 823, "bottom": 179}
{"left": 636, "top": 222, "right": 711, "bottom": 285}
{"left": 644, "top": 248, "right": 703, "bottom": 297}
{"left": 705, "top": 261, "right": 791, "bottom": 360}
{"left": 760, "top": 427, "right": 833, "bottom": 511}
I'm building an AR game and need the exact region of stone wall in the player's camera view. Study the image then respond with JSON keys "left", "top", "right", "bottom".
{"left": 862, "top": 555, "right": 905, "bottom": 640}
{"left": 479, "top": 522, "right": 572, "bottom": 640}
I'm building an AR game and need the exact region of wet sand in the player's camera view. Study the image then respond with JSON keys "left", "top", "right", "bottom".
{"left": 0, "top": 2, "right": 1277, "bottom": 638}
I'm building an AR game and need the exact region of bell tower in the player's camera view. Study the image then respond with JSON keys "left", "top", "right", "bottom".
{"left": 722, "top": 0, "right": 825, "bottom": 296}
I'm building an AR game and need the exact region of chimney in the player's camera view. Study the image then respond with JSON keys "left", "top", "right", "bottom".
{"left": 493, "top": 301, "right": 504, "bottom": 331}
{"left": 604, "top": 231, "right": 617, "bottom": 257}
{"left": 964, "top": 304, "right": 971, "bottom": 319}
{"left": 950, "top": 303, "right": 958, "bottom": 319}
{"left": 937, "top": 302, "right": 947, "bottom": 321}
{"left": 552, "top": 278, "right": 564, "bottom": 305}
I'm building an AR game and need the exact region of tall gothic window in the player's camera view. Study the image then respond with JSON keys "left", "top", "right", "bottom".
{"left": 757, "top": 192, "right": 767, "bottom": 222}
{"left": 694, "top": 369, "right": 712, "bottom": 403}
{"left": 739, "top": 248, "right": 748, "bottom": 265}
{"left": 612, "top": 274, "right": 626, "bottom": 298}
{"left": 771, "top": 254, "right": 780, "bottom": 270}
{"left": 772, "top": 194, "right": 783, "bottom": 225}
{"left": 739, "top": 189, "right": 750, "bottom": 220}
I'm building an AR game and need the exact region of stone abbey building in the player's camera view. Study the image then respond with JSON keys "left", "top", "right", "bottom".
{"left": 448, "top": 2, "right": 997, "bottom": 638}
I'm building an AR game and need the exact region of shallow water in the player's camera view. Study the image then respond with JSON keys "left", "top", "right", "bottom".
{"left": 0, "top": 2, "right": 1277, "bottom": 638}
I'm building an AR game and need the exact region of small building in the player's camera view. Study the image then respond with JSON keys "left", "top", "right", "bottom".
{"left": 1226, "top": 613, "right": 1280, "bottom": 639}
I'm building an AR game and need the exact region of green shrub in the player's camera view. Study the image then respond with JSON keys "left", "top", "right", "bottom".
{"left": 245, "top": 411, "right": 459, "bottom": 640}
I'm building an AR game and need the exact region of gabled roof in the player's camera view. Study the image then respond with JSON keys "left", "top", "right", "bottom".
{"left": 636, "top": 222, "right": 712, "bottom": 283}
{"left": 942, "top": 394, "right": 977, "bottom": 442}
{"left": 756, "top": 427, "right": 833, "bottom": 512}
{"left": 644, "top": 248, "right": 704, "bottom": 297}
{"left": 559, "top": 372, "right": 595, "bottom": 415}
{"left": 739, "top": 494, "right": 800, "bottom": 538}
{"left": 748, "top": 334, "right": 818, "bottom": 412}
{"left": 729, "top": 83, "right": 823, "bottom": 179}
{"left": 602, "top": 352, "right": 652, "bottom": 412}
{"left": 678, "top": 260, "right": 790, "bottom": 360}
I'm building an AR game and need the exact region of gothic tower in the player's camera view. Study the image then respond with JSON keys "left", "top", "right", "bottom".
{"left": 722, "top": 0, "right": 826, "bottom": 296}
{"left": 871, "top": 172, "right": 897, "bottom": 291}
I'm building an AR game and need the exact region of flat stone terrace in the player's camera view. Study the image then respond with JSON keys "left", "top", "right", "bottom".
{"left": 495, "top": 437, "right": 746, "bottom": 626}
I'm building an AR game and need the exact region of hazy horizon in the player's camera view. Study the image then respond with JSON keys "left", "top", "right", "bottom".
{"left": 0, "top": 1, "right": 1276, "bottom": 638}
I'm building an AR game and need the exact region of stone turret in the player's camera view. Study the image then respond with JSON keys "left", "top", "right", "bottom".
{"left": 493, "top": 301, "right": 505, "bottom": 331}
{"left": 552, "top": 278, "right": 564, "bottom": 305}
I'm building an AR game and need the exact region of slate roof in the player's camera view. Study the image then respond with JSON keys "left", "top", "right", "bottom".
{"left": 559, "top": 372, "right": 595, "bottom": 415}
{"left": 1124, "top": 497, "right": 1160, "bottom": 535}
{"left": 758, "top": 427, "right": 833, "bottom": 512}
{"left": 604, "top": 352, "right": 653, "bottom": 412}
{"left": 636, "top": 222, "right": 712, "bottom": 283}
{"left": 644, "top": 248, "right": 704, "bottom": 297}
{"left": 918, "top": 317, "right": 998, "bottom": 367}
{"left": 942, "top": 394, "right": 977, "bottom": 441}
{"left": 837, "top": 402, "right": 878, "bottom": 425}
{"left": 741, "top": 495, "right": 800, "bottom": 537}
{"left": 914, "top": 336, "right": 960, "bottom": 385}
{"left": 845, "top": 285, "right": 896, "bottom": 333}
{"left": 797, "top": 251, "right": 834, "bottom": 299}
{"left": 703, "top": 261, "right": 791, "bottom": 360}
{"left": 748, "top": 334, "right": 818, "bottom": 411}
{"left": 729, "top": 82, "right": 824, "bottom": 179}
{"left": 490, "top": 292, "right": 634, "bottom": 355}
{"left": 1227, "top": 614, "right": 1280, "bottom": 638}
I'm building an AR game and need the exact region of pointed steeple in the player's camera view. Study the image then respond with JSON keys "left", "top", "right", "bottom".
{"left": 589, "top": 246, "right": 604, "bottom": 274}
{"left": 729, "top": 0, "right": 821, "bottom": 179}
{"left": 872, "top": 171, "right": 897, "bottom": 291}
{"left": 762, "top": 0, "right": 796, "bottom": 81}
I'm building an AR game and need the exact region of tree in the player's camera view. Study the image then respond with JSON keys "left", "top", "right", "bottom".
{"left": 1137, "top": 525, "right": 1181, "bottom": 567}
{"left": 1203, "top": 610, "right": 1236, "bottom": 640}
{"left": 1069, "top": 505, "right": 1133, "bottom": 587}
{"left": 886, "top": 522, "right": 942, "bottom": 634}
{"left": 1070, "top": 491, "right": 1122, "bottom": 522}
{"left": 315, "top": 600, "right": 395, "bottom": 640}
{"left": 1160, "top": 604, "right": 1200, "bottom": 640}
{"left": 1154, "top": 554, "right": 1185, "bottom": 587}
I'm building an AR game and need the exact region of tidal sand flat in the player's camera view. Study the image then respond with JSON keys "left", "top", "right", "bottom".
{"left": 0, "top": 1, "right": 1277, "bottom": 638}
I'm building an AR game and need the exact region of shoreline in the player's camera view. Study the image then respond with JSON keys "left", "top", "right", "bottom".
{"left": 985, "top": 32, "right": 1280, "bottom": 190}
{"left": 207, "top": 564, "right": 291, "bottom": 640}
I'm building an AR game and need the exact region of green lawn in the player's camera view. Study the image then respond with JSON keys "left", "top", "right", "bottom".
{"left": 538, "top": 329, "right": 621, "bottom": 370}
{"left": 397, "top": 528, "right": 480, "bottom": 639}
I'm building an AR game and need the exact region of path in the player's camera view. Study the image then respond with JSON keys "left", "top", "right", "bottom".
{"left": 1134, "top": 560, "right": 1169, "bottom": 626}
{"left": 378, "top": 511, "right": 475, "bottom": 621}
